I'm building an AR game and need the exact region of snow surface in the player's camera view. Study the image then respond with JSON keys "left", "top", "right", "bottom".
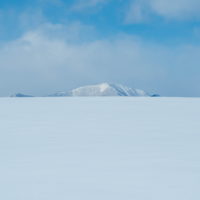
{"left": 0, "top": 97, "right": 200, "bottom": 200}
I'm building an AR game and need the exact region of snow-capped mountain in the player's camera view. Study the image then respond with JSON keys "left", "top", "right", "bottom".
{"left": 58, "top": 83, "right": 148, "bottom": 97}
{"left": 11, "top": 83, "right": 152, "bottom": 97}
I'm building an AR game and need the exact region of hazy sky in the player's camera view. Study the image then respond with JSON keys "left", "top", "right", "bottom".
{"left": 1, "top": 0, "right": 200, "bottom": 96}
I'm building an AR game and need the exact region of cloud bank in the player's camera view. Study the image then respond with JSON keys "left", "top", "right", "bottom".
{"left": 126, "top": 0, "right": 200, "bottom": 23}
{"left": 0, "top": 22, "right": 200, "bottom": 96}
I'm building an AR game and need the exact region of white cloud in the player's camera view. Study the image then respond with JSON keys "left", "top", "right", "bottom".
{"left": 125, "top": 0, "right": 150, "bottom": 24}
{"left": 127, "top": 0, "right": 200, "bottom": 23}
{"left": 0, "top": 22, "right": 200, "bottom": 96}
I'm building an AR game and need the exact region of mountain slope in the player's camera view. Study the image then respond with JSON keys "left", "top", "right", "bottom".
{"left": 69, "top": 83, "right": 148, "bottom": 97}
{"left": 47, "top": 91, "right": 69, "bottom": 97}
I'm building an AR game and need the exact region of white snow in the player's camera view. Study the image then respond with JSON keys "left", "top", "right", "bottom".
{"left": 70, "top": 83, "right": 148, "bottom": 96}
{"left": 99, "top": 83, "right": 110, "bottom": 92}
{"left": 0, "top": 97, "right": 200, "bottom": 200}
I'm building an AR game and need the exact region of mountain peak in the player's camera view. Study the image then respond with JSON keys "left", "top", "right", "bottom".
{"left": 98, "top": 83, "right": 110, "bottom": 92}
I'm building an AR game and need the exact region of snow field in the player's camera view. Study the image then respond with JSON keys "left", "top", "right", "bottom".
{"left": 0, "top": 97, "right": 200, "bottom": 200}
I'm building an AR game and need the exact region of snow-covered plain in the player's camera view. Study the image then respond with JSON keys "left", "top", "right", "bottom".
{"left": 0, "top": 97, "right": 200, "bottom": 200}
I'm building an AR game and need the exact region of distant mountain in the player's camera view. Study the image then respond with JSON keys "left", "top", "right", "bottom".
{"left": 10, "top": 93, "right": 34, "bottom": 97}
{"left": 47, "top": 91, "right": 69, "bottom": 97}
{"left": 69, "top": 83, "right": 148, "bottom": 97}
{"left": 151, "top": 94, "right": 160, "bottom": 97}
{"left": 10, "top": 83, "right": 157, "bottom": 97}
{"left": 49, "top": 83, "right": 149, "bottom": 97}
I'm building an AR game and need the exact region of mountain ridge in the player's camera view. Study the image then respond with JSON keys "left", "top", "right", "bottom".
{"left": 49, "top": 83, "right": 149, "bottom": 97}
{"left": 10, "top": 83, "right": 159, "bottom": 97}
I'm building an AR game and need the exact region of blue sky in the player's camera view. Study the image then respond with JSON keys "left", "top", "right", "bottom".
{"left": 0, "top": 0, "right": 200, "bottom": 96}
